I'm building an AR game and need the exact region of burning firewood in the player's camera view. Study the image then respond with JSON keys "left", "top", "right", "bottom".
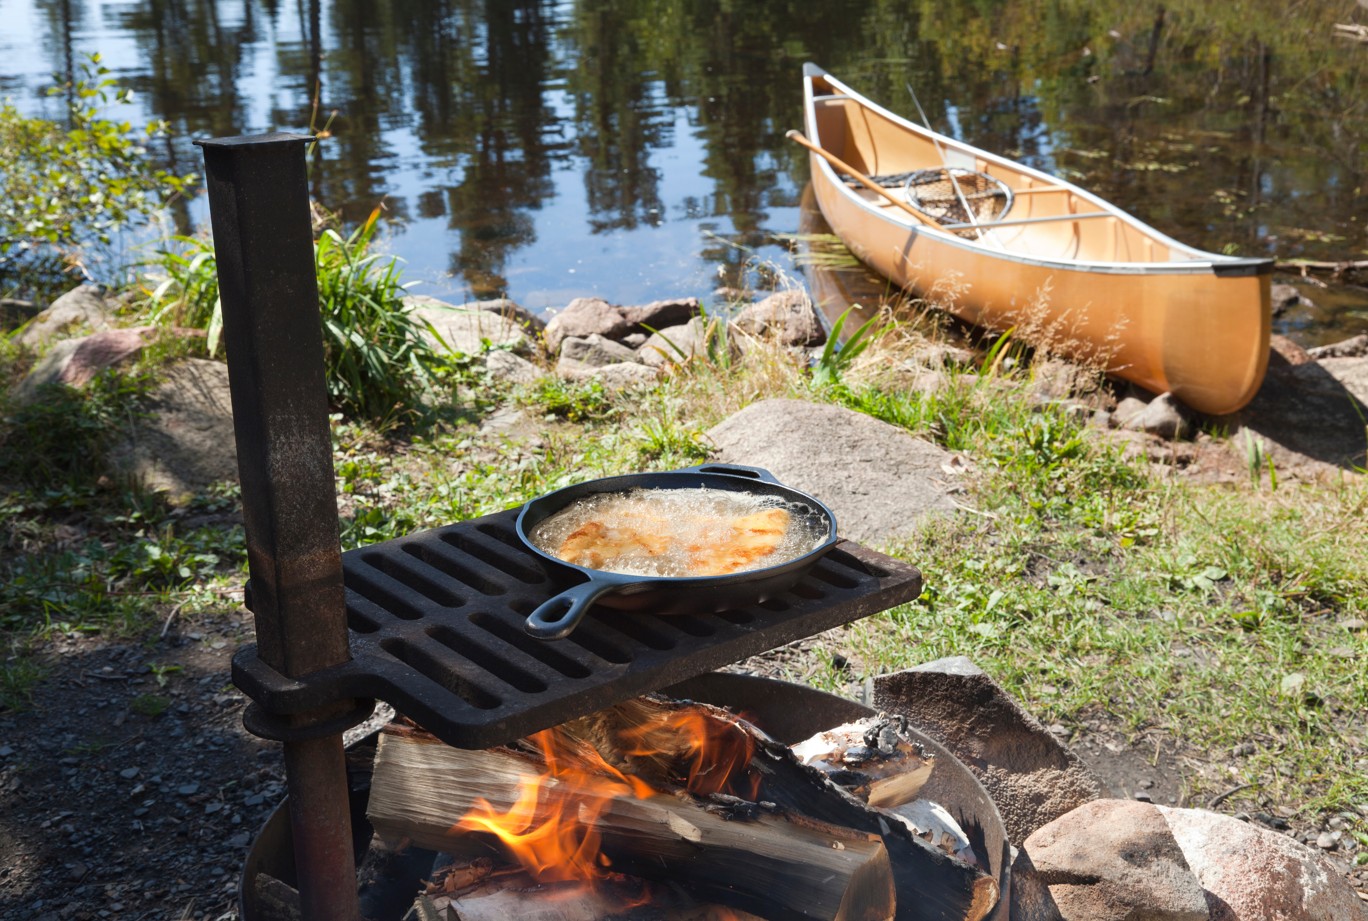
{"left": 368, "top": 696, "right": 997, "bottom": 921}
{"left": 790, "top": 716, "right": 936, "bottom": 809}
{"left": 369, "top": 724, "right": 894, "bottom": 921}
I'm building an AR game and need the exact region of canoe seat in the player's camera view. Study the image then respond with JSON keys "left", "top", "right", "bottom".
{"left": 844, "top": 168, "right": 1014, "bottom": 235}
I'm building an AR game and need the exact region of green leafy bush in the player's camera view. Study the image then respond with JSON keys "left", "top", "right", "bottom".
{"left": 138, "top": 207, "right": 450, "bottom": 421}
{"left": 0, "top": 54, "right": 195, "bottom": 294}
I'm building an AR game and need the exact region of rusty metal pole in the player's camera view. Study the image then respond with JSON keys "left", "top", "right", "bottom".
{"left": 197, "top": 133, "right": 361, "bottom": 921}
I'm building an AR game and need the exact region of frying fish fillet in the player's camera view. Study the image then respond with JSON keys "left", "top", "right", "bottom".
{"left": 687, "top": 507, "right": 790, "bottom": 576}
{"left": 554, "top": 503, "right": 792, "bottom": 576}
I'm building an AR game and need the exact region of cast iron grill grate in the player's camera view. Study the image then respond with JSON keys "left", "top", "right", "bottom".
{"left": 233, "top": 508, "right": 923, "bottom": 750}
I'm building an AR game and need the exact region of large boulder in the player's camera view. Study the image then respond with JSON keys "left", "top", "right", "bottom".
{"left": 619, "top": 297, "right": 700, "bottom": 331}
{"left": 15, "top": 285, "right": 113, "bottom": 348}
{"left": 12, "top": 327, "right": 157, "bottom": 404}
{"left": 706, "top": 399, "right": 958, "bottom": 544}
{"left": 110, "top": 359, "right": 238, "bottom": 497}
{"left": 1014, "top": 799, "right": 1209, "bottom": 921}
{"left": 1157, "top": 806, "right": 1367, "bottom": 921}
{"left": 1308, "top": 334, "right": 1368, "bottom": 360}
{"left": 874, "top": 657, "right": 1104, "bottom": 844}
{"left": 560, "top": 333, "right": 638, "bottom": 367}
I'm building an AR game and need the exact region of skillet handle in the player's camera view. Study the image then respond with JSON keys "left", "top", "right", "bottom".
{"left": 678, "top": 463, "right": 781, "bottom": 485}
{"left": 525, "top": 580, "right": 619, "bottom": 640}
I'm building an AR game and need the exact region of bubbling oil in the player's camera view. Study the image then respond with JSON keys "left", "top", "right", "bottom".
{"left": 529, "top": 487, "right": 828, "bottom": 578}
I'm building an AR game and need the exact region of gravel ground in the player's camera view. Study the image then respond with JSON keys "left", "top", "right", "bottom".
{"left": 1, "top": 616, "right": 1363, "bottom": 920}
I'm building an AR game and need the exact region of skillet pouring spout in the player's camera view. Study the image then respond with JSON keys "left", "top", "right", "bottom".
{"left": 516, "top": 464, "right": 839, "bottom": 641}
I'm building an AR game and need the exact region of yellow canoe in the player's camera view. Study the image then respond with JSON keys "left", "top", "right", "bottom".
{"left": 799, "top": 64, "right": 1271, "bottom": 415}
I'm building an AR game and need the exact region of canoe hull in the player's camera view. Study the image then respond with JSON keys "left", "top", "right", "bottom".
{"left": 802, "top": 66, "right": 1271, "bottom": 416}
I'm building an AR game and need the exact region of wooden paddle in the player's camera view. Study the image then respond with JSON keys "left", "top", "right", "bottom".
{"left": 785, "top": 129, "right": 941, "bottom": 229}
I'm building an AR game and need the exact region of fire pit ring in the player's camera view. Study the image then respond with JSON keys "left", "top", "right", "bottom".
{"left": 240, "top": 673, "right": 1010, "bottom": 921}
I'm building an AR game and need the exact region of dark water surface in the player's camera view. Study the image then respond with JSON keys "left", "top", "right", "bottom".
{"left": 4, "top": 0, "right": 1366, "bottom": 344}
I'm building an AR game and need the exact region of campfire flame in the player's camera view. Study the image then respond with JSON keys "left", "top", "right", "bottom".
{"left": 453, "top": 705, "right": 760, "bottom": 891}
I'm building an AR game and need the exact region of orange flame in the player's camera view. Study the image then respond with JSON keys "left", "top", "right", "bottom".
{"left": 452, "top": 707, "right": 760, "bottom": 893}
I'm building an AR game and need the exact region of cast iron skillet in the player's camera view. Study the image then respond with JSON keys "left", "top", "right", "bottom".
{"left": 517, "top": 464, "right": 839, "bottom": 640}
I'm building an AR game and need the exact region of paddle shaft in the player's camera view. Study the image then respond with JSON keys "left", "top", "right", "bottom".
{"left": 785, "top": 129, "right": 940, "bottom": 229}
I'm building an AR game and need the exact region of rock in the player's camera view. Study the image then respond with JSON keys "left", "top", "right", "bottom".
{"left": 560, "top": 333, "right": 638, "bottom": 367}
{"left": 1157, "top": 805, "right": 1367, "bottom": 921}
{"left": 707, "top": 400, "right": 960, "bottom": 544}
{"left": 1110, "top": 394, "right": 1150, "bottom": 427}
{"left": 110, "top": 359, "right": 239, "bottom": 497}
{"left": 11, "top": 339, "right": 83, "bottom": 404}
{"left": 484, "top": 350, "right": 542, "bottom": 385}
{"left": 1270, "top": 283, "right": 1314, "bottom": 317}
{"left": 405, "top": 294, "right": 543, "bottom": 332}
{"left": 592, "top": 361, "right": 660, "bottom": 390}
{"left": 1219, "top": 337, "right": 1368, "bottom": 474}
{"left": 732, "top": 289, "right": 826, "bottom": 347}
{"left": 1308, "top": 334, "right": 1368, "bottom": 360}
{"left": 1120, "top": 392, "right": 1193, "bottom": 440}
{"left": 638, "top": 321, "right": 700, "bottom": 368}
{"left": 1015, "top": 799, "right": 1208, "bottom": 921}
{"left": 62, "top": 328, "right": 156, "bottom": 388}
{"left": 619, "top": 297, "right": 700, "bottom": 331}
{"left": 873, "top": 657, "right": 1104, "bottom": 843}
{"left": 1030, "top": 358, "right": 1101, "bottom": 403}
{"left": 14, "top": 285, "right": 113, "bottom": 348}
{"left": 638, "top": 316, "right": 740, "bottom": 369}
{"left": 409, "top": 299, "right": 533, "bottom": 355}
{"left": 543, "top": 297, "right": 632, "bottom": 354}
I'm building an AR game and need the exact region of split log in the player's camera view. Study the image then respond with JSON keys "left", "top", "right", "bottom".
{"left": 791, "top": 716, "right": 935, "bottom": 808}
{"left": 370, "top": 728, "right": 896, "bottom": 921}
{"left": 414, "top": 863, "right": 766, "bottom": 921}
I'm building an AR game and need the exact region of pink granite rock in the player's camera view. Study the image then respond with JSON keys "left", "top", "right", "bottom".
{"left": 1157, "top": 806, "right": 1367, "bottom": 921}
{"left": 1018, "top": 799, "right": 1208, "bottom": 921}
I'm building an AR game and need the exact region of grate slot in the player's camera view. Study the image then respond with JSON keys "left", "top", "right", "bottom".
{"left": 379, "top": 637, "right": 501, "bottom": 709}
{"left": 360, "top": 551, "right": 465, "bottom": 608}
{"left": 758, "top": 597, "right": 792, "bottom": 612}
{"left": 713, "top": 609, "right": 757, "bottom": 625}
{"left": 402, "top": 541, "right": 507, "bottom": 596}
{"left": 344, "top": 569, "right": 427, "bottom": 620}
{"left": 562, "top": 621, "right": 634, "bottom": 664}
{"left": 426, "top": 625, "right": 548, "bottom": 694}
{"left": 809, "top": 563, "right": 860, "bottom": 590}
{"left": 443, "top": 528, "right": 544, "bottom": 584}
{"left": 826, "top": 547, "right": 891, "bottom": 579}
{"left": 468, "top": 612, "right": 593, "bottom": 679}
{"left": 790, "top": 581, "right": 828, "bottom": 601}
{"left": 662, "top": 615, "right": 718, "bottom": 638}
{"left": 597, "top": 614, "right": 677, "bottom": 650}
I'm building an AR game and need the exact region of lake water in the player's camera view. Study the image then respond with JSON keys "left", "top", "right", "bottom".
{"left": 3, "top": 0, "right": 1366, "bottom": 345}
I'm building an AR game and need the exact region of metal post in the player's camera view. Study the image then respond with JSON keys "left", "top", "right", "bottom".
{"left": 197, "top": 133, "right": 361, "bottom": 921}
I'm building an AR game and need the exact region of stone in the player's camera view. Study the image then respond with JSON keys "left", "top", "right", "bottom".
{"left": 1030, "top": 358, "right": 1101, "bottom": 403}
{"left": 1308, "top": 334, "right": 1368, "bottom": 360}
{"left": 638, "top": 321, "right": 701, "bottom": 368}
{"left": 14, "top": 285, "right": 113, "bottom": 348}
{"left": 619, "top": 297, "right": 700, "bottom": 331}
{"left": 592, "top": 361, "right": 659, "bottom": 390}
{"left": 11, "top": 339, "right": 82, "bottom": 404}
{"left": 732, "top": 289, "right": 826, "bottom": 347}
{"left": 1016, "top": 799, "right": 1208, "bottom": 921}
{"left": 543, "top": 297, "right": 632, "bottom": 354}
{"left": 405, "top": 294, "right": 543, "bottom": 331}
{"left": 560, "top": 333, "right": 638, "bottom": 367}
{"left": 1219, "top": 337, "right": 1368, "bottom": 473}
{"left": 1110, "top": 395, "right": 1149, "bottom": 427}
{"left": 1270, "top": 283, "right": 1314, "bottom": 317}
{"left": 409, "top": 300, "right": 533, "bottom": 356}
{"left": 707, "top": 400, "right": 959, "bottom": 545}
{"left": 1120, "top": 392, "right": 1193, "bottom": 440}
{"left": 483, "top": 349, "right": 542, "bottom": 385}
{"left": 873, "top": 657, "right": 1103, "bottom": 843}
{"left": 110, "top": 359, "right": 239, "bottom": 497}
{"left": 61, "top": 327, "right": 156, "bottom": 388}
{"left": 1157, "top": 805, "right": 1367, "bottom": 921}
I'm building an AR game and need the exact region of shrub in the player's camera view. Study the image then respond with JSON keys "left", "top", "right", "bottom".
{"left": 138, "top": 207, "right": 450, "bottom": 421}
{"left": 0, "top": 54, "right": 195, "bottom": 297}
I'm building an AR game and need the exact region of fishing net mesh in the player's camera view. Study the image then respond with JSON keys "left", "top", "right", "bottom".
{"left": 851, "top": 168, "right": 1014, "bottom": 236}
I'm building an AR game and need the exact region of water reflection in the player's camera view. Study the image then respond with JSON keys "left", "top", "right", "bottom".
{"left": 2, "top": 0, "right": 1365, "bottom": 342}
